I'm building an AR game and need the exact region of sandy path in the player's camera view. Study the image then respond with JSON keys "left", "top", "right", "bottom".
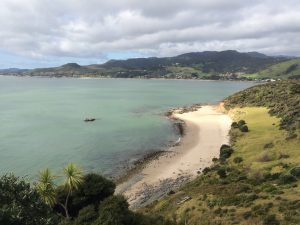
{"left": 116, "top": 105, "right": 232, "bottom": 208}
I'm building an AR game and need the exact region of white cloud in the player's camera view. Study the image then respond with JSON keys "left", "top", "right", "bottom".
{"left": 0, "top": 0, "right": 299, "bottom": 65}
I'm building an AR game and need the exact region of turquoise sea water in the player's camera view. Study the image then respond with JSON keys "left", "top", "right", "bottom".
{"left": 0, "top": 76, "right": 253, "bottom": 178}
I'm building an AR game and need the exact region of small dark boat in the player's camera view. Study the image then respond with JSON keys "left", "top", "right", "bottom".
{"left": 84, "top": 118, "right": 96, "bottom": 122}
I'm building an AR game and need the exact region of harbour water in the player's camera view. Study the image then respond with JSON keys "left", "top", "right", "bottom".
{"left": 0, "top": 76, "right": 253, "bottom": 178}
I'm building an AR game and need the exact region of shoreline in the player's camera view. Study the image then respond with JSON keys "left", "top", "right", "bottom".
{"left": 116, "top": 104, "right": 232, "bottom": 209}
{"left": 113, "top": 105, "right": 197, "bottom": 184}
{"left": 0, "top": 74, "right": 256, "bottom": 82}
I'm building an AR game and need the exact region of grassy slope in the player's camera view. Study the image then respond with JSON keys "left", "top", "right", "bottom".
{"left": 229, "top": 107, "right": 300, "bottom": 172}
{"left": 224, "top": 81, "right": 300, "bottom": 131}
{"left": 243, "top": 58, "right": 300, "bottom": 79}
{"left": 143, "top": 82, "right": 300, "bottom": 225}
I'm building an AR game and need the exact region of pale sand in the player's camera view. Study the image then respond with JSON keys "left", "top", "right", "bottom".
{"left": 116, "top": 105, "right": 232, "bottom": 207}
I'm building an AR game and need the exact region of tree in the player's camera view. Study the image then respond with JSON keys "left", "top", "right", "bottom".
{"left": 93, "top": 195, "right": 134, "bottom": 225}
{"left": 55, "top": 173, "right": 116, "bottom": 217}
{"left": 0, "top": 174, "right": 57, "bottom": 225}
{"left": 63, "top": 163, "right": 84, "bottom": 219}
{"left": 37, "top": 163, "right": 83, "bottom": 219}
{"left": 36, "top": 168, "right": 57, "bottom": 206}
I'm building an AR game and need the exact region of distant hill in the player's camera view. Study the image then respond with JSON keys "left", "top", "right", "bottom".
{"left": 0, "top": 68, "right": 29, "bottom": 73}
{"left": 102, "top": 50, "right": 279, "bottom": 72}
{"left": 0, "top": 50, "right": 290, "bottom": 79}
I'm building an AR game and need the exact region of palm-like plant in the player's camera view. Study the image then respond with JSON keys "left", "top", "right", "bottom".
{"left": 36, "top": 168, "right": 57, "bottom": 206}
{"left": 36, "top": 163, "right": 84, "bottom": 219}
{"left": 63, "top": 163, "right": 84, "bottom": 218}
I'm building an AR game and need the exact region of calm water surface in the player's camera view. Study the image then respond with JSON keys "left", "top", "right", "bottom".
{"left": 0, "top": 76, "right": 253, "bottom": 178}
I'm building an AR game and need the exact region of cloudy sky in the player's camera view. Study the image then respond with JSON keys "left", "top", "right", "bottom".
{"left": 0, "top": 0, "right": 299, "bottom": 68}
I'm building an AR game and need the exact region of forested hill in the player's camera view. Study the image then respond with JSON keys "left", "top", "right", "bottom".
{"left": 101, "top": 50, "right": 281, "bottom": 72}
{"left": 0, "top": 50, "right": 288, "bottom": 79}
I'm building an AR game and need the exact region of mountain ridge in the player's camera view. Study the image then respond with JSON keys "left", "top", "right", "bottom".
{"left": 0, "top": 50, "right": 294, "bottom": 79}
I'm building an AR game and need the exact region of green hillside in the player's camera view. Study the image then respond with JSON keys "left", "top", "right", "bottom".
{"left": 243, "top": 58, "right": 300, "bottom": 80}
{"left": 143, "top": 81, "right": 300, "bottom": 225}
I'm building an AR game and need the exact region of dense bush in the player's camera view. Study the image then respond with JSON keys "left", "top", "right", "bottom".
{"left": 290, "top": 167, "right": 300, "bottom": 178}
{"left": 74, "top": 205, "right": 98, "bottom": 225}
{"left": 237, "top": 120, "right": 246, "bottom": 127}
{"left": 243, "top": 211, "right": 252, "bottom": 219}
{"left": 54, "top": 174, "right": 173, "bottom": 225}
{"left": 231, "top": 122, "right": 239, "bottom": 128}
{"left": 233, "top": 157, "right": 243, "bottom": 164}
{"left": 219, "top": 145, "right": 234, "bottom": 161}
{"left": 217, "top": 168, "right": 227, "bottom": 178}
{"left": 0, "top": 174, "right": 57, "bottom": 225}
{"left": 94, "top": 195, "right": 134, "bottom": 225}
{"left": 263, "top": 214, "right": 280, "bottom": 225}
{"left": 279, "top": 174, "right": 297, "bottom": 184}
{"left": 202, "top": 167, "right": 211, "bottom": 174}
{"left": 239, "top": 125, "right": 249, "bottom": 132}
{"left": 55, "top": 173, "right": 116, "bottom": 217}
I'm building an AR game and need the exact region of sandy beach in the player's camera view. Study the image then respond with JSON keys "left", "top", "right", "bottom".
{"left": 116, "top": 105, "right": 232, "bottom": 208}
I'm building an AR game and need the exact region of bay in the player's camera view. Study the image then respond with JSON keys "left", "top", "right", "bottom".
{"left": 0, "top": 76, "right": 253, "bottom": 178}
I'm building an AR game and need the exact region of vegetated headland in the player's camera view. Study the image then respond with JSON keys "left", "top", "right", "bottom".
{"left": 1, "top": 50, "right": 299, "bottom": 81}
{"left": 142, "top": 80, "right": 300, "bottom": 225}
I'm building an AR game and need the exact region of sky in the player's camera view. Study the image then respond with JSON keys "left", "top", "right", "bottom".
{"left": 0, "top": 0, "right": 299, "bottom": 69}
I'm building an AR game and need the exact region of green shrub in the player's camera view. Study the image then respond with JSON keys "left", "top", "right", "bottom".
{"left": 264, "top": 142, "right": 274, "bottom": 149}
{"left": 290, "top": 167, "right": 300, "bottom": 178}
{"left": 263, "top": 214, "right": 280, "bottom": 225}
{"left": 220, "top": 144, "right": 231, "bottom": 150}
{"left": 233, "top": 157, "right": 243, "bottom": 164}
{"left": 261, "top": 183, "right": 281, "bottom": 194}
{"left": 168, "top": 190, "right": 175, "bottom": 195}
{"left": 243, "top": 211, "right": 252, "bottom": 219}
{"left": 74, "top": 205, "right": 98, "bottom": 225}
{"left": 94, "top": 195, "right": 133, "bottom": 225}
{"left": 238, "top": 120, "right": 246, "bottom": 127}
{"left": 279, "top": 174, "right": 297, "bottom": 184}
{"left": 212, "top": 157, "right": 219, "bottom": 163}
{"left": 202, "top": 167, "right": 211, "bottom": 174}
{"left": 231, "top": 122, "right": 239, "bottom": 128}
{"left": 251, "top": 203, "right": 273, "bottom": 216}
{"left": 217, "top": 168, "right": 227, "bottom": 178}
{"left": 0, "top": 174, "right": 57, "bottom": 225}
{"left": 239, "top": 125, "right": 249, "bottom": 132}
{"left": 220, "top": 145, "right": 234, "bottom": 160}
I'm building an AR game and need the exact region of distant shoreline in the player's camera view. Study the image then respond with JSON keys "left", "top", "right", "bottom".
{"left": 0, "top": 74, "right": 257, "bottom": 83}
{"left": 116, "top": 104, "right": 232, "bottom": 209}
